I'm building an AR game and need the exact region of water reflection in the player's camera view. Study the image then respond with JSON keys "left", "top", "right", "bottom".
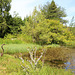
{"left": 64, "top": 51, "right": 75, "bottom": 74}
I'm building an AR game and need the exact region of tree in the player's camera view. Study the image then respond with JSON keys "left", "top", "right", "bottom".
{"left": 41, "top": 0, "right": 67, "bottom": 24}
{"left": 22, "top": 8, "right": 74, "bottom": 45}
{"left": 7, "top": 12, "right": 24, "bottom": 35}
{"left": 0, "top": 0, "right": 12, "bottom": 37}
{"left": 0, "top": 0, "right": 11, "bottom": 18}
{"left": 0, "top": 18, "right": 7, "bottom": 38}
{"left": 31, "top": 19, "right": 74, "bottom": 45}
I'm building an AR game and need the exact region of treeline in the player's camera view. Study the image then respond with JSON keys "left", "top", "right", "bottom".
{"left": 0, "top": 0, "right": 24, "bottom": 38}
{"left": 0, "top": 0, "right": 75, "bottom": 45}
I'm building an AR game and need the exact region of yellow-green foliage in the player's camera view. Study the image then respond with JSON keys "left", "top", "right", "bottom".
{"left": 22, "top": 8, "right": 75, "bottom": 45}
{"left": 17, "top": 33, "right": 33, "bottom": 43}
{"left": 23, "top": 19, "right": 74, "bottom": 45}
{"left": 0, "top": 33, "right": 33, "bottom": 44}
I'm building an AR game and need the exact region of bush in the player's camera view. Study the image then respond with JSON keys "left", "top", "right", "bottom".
{"left": 0, "top": 33, "right": 33, "bottom": 44}
{"left": 0, "top": 38, "right": 22, "bottom": 44}
{"left": 17, "top": 34, "right": 33, "bottom": 43}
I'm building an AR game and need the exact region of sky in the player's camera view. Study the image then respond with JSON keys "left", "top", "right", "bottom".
{"left": 10, "top": 0, "right": 75, "bottom": 24}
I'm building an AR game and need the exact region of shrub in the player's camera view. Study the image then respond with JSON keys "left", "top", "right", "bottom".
{"left": 17, "top": 34, "right": 33, "bottom": 43}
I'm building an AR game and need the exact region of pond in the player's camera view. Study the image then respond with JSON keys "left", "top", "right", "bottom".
{"left": 64, "top": 49, "right": 75, "bottom": 73}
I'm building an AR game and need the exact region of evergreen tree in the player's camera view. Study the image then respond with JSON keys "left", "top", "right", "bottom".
{"left": 7, "top": 12, "right": 24, "bottom": 35}
{"left": 0, "top": 0, "right": 11, "bottom": 18}
{"left": 47, "top": 0, "right": 57, "bottom": 19}
{"left": 41, "top": 0, "right": 67, "bottom": 24}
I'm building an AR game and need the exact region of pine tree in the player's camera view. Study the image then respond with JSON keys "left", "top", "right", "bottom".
{"left": 47, "top": 0, "right": 57, "bottom": 19}
{"left": 41, "top": 0, "right": 67, "bottom": 24}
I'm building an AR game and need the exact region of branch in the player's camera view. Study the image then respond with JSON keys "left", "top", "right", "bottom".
{"left": 19, "top": 57, "right": 24, "bottom": 63}
{"left": 35, "top": 52, "right": 43, "bottom": 66}
{"left": 27, "top": 48, "right": 35, "bottom": 63}
{"left": 34, "top": 47, "right": 37, "bottom": 62}
{"left": 27, "top": 60, "right": 34, "bottom": 69}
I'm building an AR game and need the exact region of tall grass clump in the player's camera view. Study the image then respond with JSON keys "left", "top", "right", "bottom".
{"left": 0, "top": 44, "right": 41, "bottom": 54}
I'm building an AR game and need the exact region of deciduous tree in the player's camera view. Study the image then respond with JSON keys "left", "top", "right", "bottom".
{"left": 0, "top": 0, "right": 12, "bottom": 37}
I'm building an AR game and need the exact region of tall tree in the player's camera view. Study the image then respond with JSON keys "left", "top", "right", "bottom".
{"left": 0, "top": 18, "right": 7, "bottom": 38}
{"left": 0, "top": 0, "right": 12, "bottom": 37}
{"left": 41, "top": 0, "right": 67, "bottom": 24}
{"left": 7, "top": 12, "right": 24, "bottom": 35}
{"left": 0, "top": 0, "right": 11, "bottom": 18}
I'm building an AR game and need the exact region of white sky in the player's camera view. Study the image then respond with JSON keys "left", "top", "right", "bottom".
{"left": 10, "top": 0, "right": 75, "bottom": 24}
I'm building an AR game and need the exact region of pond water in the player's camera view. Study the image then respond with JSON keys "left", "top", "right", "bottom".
{"left": 64, "top": 49, "right": 75, "bottom": 73}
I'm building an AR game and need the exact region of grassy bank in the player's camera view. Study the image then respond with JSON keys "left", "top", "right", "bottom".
{"left": 0, "top": 43, "right": 74, "bottom": 75}
{"left": 66, "top": 41, "right": 75, "bottom": 48}
{"left": 0, "top": 54, "right": 73, "bottom": 75}
{"left": 0, "top": 44, "right": 41, "bottom": 54}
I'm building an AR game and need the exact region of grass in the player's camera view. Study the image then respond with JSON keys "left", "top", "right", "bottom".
{"left": 0, "top": 43, "right": 41, "bottom": 54}
{"left": 44, "top": 44, "right": 60, "bottom": 48}
{"left": 0, "top": 43, "right": 60, "bottom": 54}
{"left": 0, "top": 54, "right": 73, "bottom": 75}
{"left": 66, "top": 41, "right": 75, "bottom": 48}
{"left": 0, "top": 54, "right": 24, "bottom": 75}
{"left": 0, "top": 42, "right": 74, "bottom": 75}
{"left": 0, "top": 38, "right": 23, "bottom": 44}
